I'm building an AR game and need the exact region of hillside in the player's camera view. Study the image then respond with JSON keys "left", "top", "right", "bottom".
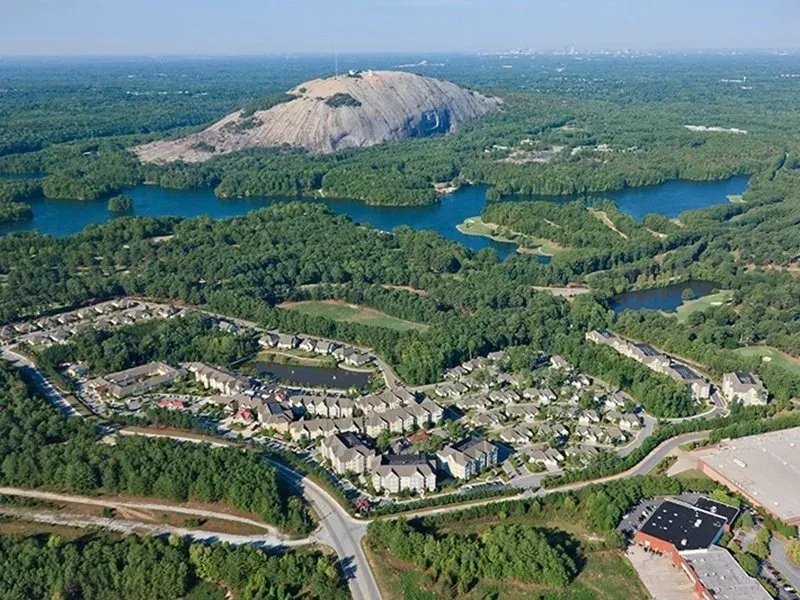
{"left": 133, "top": 70, "right": 500, "bottom": 163}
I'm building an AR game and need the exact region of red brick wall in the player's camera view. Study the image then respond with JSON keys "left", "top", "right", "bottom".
{"left": 633, "top": 531, "right": 681, "bottom": 563}
{"left": 635, "top": 533, "right": 713, "bottom": 600}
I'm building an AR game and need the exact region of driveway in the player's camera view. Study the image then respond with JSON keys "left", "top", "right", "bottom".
{"left": 771, "top": 538, "right": 800, "bottom": 592}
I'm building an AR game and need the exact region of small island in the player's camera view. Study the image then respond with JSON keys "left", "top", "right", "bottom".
{"left": 107, "top": 194, "right": 133, "bottom": 213}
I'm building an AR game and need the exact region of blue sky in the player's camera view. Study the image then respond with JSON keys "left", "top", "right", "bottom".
{"left": 2, "top": 0, "right": 798, "bottom": 56}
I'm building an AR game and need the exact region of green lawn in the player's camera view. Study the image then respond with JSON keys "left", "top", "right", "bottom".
{"left": 734, "top": 346, "right": 800, "bottom": 375}
{"left": 366, "top": 541, "right": 648, "bottom": 600}
{"left": 673, "top": 290, "right": 733, "bottom": 323}
{"left": 279, "top": 300, "right": 428, "bottom": 332}
{"left": 364, "top": 500, "right": 649, "bottom": 600}
{"left": 457, "top": 216, "right": 565, "bottom": 256}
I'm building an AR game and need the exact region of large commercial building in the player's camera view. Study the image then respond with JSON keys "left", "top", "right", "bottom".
{"left": 695, "top": 427, "right": 800, "bottom": 524}
{"left": 633, "top": 497, "right": 768, "bottom": 600}
{"left": 683, "top": 546, "right": 772, "bottom": 600}
{"left": 634, "top": 499, "right": 728, "bottom": 560}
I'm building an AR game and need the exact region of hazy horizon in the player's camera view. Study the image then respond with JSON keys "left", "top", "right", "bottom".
{"left": 3, "top": 0, "right": 799, "bottom": 57}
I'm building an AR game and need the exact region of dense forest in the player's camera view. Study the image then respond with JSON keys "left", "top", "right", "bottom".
{"left": 0, "top": 363, "right": 311, "bottom": 534}
{"left": 0, "top": 532, "right": 347, "bottom": 600}
{"left": 0, "top": 202, "right": 721, "bottom": 416}
{"left": 1, "top": 55, "right": 800, "bottom": 409}
{"left": 2, "top": 54, "right": 798, "bottom": 208}
{"left": 0, "top": 195, "right": 797, "bottom": 412}
{"left": 368, "top": 519, "right": 577, "bottom": 594}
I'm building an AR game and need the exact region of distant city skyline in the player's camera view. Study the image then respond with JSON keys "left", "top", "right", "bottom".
{"left": 2, "top": 0, "right": 799, "bottom": 57}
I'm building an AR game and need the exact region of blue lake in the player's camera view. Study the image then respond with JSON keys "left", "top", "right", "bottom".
{"left": 590, "top": 177, "right": 748, "bottom": 220}
{"left": 610, "top": 280, "right": 720, "bottom": 313}
{"left": 0, "top": 176, "right": 748, "bottom": 261}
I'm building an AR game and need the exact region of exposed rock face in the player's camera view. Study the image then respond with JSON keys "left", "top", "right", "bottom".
{"left": 133, "top": 71, "right": 501, "bottom": 163}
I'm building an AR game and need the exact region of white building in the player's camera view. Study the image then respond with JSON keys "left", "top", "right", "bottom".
{"left": 722, "top": 372, "right": 768, "bottom": 406}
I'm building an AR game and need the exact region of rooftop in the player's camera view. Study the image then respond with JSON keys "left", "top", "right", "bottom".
{"left": 683, "top": 546, "right": 772, "bottom": 600}
{"left": 638, "top": 499, "right": 726, "bottom": 551}
{"left": 634, "top": 343, "right": 662, "bottom": 357}
{"left": 693, "top": 497, "right": 740, "bottom": 527}
{"left": 695, "top": 427, "right": 800, "bottom": 522}
{"left": 381, "top": 452, "right": 430, "bottom": 466}
{"left": 732, "top": 371, "right": 760, "bottom": 386}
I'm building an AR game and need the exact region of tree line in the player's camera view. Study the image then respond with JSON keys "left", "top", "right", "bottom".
{"left": 0, "top": 363, "right": 311, "bottom": 535}
{"left": 0, "top": 532, "right": 347, "bottom": 600}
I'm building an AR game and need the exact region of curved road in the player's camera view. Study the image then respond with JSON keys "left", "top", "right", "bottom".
{"left": 264, "top": 458, "right": 378, "bottom": 600}
{"left": 1, "top": 347, "right": 80, "bottom": 416}
{"left": 393, "top": 430, "right": 710, "bottom": 520}
{"left": 0, "top": 486, "right": 289, "bottom": 537}
{"left": 0, "top": 504, "right": 313, "bottom": 547}
{"left": 2, "top": 341, "right": 719, "bottom": 600}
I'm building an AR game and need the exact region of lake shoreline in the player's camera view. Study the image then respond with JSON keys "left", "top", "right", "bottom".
{"left": 456, "top": 216, "right": 558, "bottom": 257}
{"left": 2, "top": 178, "right": 748, "bottom": 262}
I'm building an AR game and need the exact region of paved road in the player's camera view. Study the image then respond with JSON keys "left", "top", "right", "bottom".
{"left": 1, "top": 347, "right": 80, "bottom": 417}
{"left": 170, "top": 300, "right": 401, "bottom": 390}
{"left": 264, "top": 458, "right": 378, "bottom": 600}
{"left": 397, "top": 430, "right": 711, "bottom": 520}
{"left": 380, "top": 432, "right": 704, "bottom": 521}
{"left": 0, "top": 348, "right": 384, "bottom": 599}
{"left": 119, "top": 430, "right": 380, "bottom": 600}
{"left": 618, "top": 413, "right": 656, "bottom": 458}
{"left": 620, "top": 431, "right": 709, "bottom": 477}
{"left": 0, "top": 340, "right": 715, "bottom": 600}
{"left": 772, "top": 538, "right": 800, "bottom": 592}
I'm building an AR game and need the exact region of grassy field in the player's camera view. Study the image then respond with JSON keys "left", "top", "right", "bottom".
{"left": 733, "top": 346, "right": 800, "bottom": 375}
{"left": 279, "top": 300, "right": 428, "bottom": 332}
{"left": 251, "top": 348, "right": 337, "bottom": 367}
{"left": 673, "top": 290, "right": 733, "bottom": 323}
{"left": 457, "top": 216, "right": 565, "bottom": 256}
{"left": 672, "top": 468, "right": 713, "bottom": 482}
{"left": 365, "top": 498, "right": 649, "bottom": 600}
{"left": 366, "top": 541, "right": 648, "bottom": 600}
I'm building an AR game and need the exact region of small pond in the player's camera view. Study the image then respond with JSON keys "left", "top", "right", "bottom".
{"left": 610, "top": 280, "right": 720, "bottom": 313}
{"left": 251, "top": 361, "right": 371, "bottom": 390}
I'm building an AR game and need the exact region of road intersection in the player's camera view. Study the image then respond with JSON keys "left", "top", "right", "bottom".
{"left": 0, "top": 341, "right": 727, "bottom": 600}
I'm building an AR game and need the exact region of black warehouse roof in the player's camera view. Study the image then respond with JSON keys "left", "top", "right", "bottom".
{"left": 639, "top": 499, "right": 727, "bottom": 551}
{"left": 693, "top": 497, "right": 740, "bottom": 527}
